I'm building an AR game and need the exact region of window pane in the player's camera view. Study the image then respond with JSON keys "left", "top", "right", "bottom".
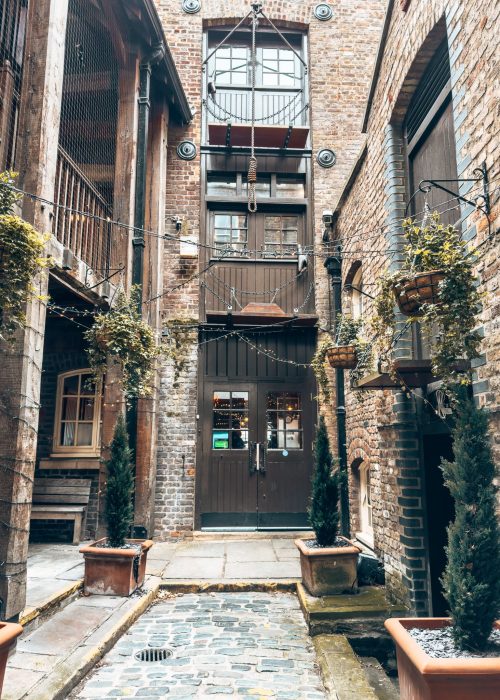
{"left": 286, "top": 431, "right": 302, "bottom": 449}
{"left": 61, "top": 422, "right": 76, "bottom": 446}
{"left": 80, "top": 375, "right": 95, "bottom": 395}
{"left": 207, "top": 177, "right": 237, "bottom": 196}
{"left": 63, "top": 375, "right": 79, "bottom": 395}
{"left": 242, "top": 178, "right": 270, "bottom": 196}
{"left": 213, "top": 431, "right": 229, "bottom": 449}
{"left": 232, "top": 392, "right": 248, "bottom": 409}
{"left": 213, "top": 411, "right": 231, "bottom": 430}
{"left": 77, "top": 423, "right": 93, "bottom": 447}
{"left": 214, "top": 214, "right": 231, "bottom": 229}
{"left": 79, "top": 398, "right": 95, "bottom": 421}
{"left": 62, "top": 397, "right": 78, "bottom": 420}
{"left": 231, "top": 430, "right": 248, "bottom": 449}
{"left": 214, "top": 392, "right": 231, "bottom": 409}
{"left": 276, "top": 178, "right": 305, "bottom": 198}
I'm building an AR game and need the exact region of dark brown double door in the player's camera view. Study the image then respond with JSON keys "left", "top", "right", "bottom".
{"left": 199, "top": 380, "right": 314, "bottom": 529}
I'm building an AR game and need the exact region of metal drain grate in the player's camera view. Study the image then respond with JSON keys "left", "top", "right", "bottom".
{"left": 134, "top": 647, "right": 173, "bottom": 662}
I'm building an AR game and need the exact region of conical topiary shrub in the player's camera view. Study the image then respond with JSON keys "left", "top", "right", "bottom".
{"left": 441, "top": 388, "right": 500, "bottom": 651}
{"left": 105, "top": 413, "right": 134, "bottom": 548}
{"left": 308, "top": 416, "right": 340, "bottom": 547}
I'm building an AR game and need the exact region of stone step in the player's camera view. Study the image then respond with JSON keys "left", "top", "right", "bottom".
{"left": 360, "top": 657, "right": 399, "bottom": 700}
{"left": 313, "top": 634, "right": 380, "bottom": 700}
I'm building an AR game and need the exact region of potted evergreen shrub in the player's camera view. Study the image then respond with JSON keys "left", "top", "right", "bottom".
{"left": 295, "top": 417, "right": 361, "bottom": 596}
{"left": 385, "top": 389, "right": 500, "bottom": 699}
{"left": 0, "top": 622, "right": 23, "bottom": 698}
{"left": 80, "top": 415, "right": 153, "bottom": 596}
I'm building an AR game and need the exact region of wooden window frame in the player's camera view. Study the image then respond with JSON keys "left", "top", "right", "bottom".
{"left": 52, "top": 369, "right": 101, "bottom": 457}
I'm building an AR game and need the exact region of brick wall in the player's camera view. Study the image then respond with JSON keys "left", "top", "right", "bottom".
{"left": 153, "top": 0, "right": 386, "bottom": 537}
{"left": 332, "top": 0, "right": 500, "bottom": 612}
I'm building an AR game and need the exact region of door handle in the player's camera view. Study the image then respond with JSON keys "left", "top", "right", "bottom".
{"left": 260, "top": 441, "right": 267, "bottom": 474}
{"left": 255, "top": 442, "right": 261, "bottom": 472}
{"left": 249, "top": 442, "right": 257, "bottom": 474}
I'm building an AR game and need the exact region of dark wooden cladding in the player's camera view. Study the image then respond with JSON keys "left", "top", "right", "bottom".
{"left": 203, "top": 264, "right": 313, "bottom": 316}
{"left": 204, "top": 152, "right": 307, "bottom": 174}
{"left": 201, "top": 331, "right": 316, "bottom": 381}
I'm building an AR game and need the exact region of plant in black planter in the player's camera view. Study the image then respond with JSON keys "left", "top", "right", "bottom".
{"left": 295, "top": 417, "right": 361, "bottom": 596}
{"left": 441, "top": 388, "right": 500, "bottom": 652}
{"left": 385, "top": 390, "right": 500, "bottom": 699}
{"left": 80, "top": 414, "right": 153, "bottom": 596}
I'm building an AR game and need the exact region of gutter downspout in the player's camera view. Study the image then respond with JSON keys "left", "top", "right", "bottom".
{"left": 324, "top": 253, "right": 350, "bottom": 537}
{"left": 129, "top": 44, "right": 165, "bottom": 535}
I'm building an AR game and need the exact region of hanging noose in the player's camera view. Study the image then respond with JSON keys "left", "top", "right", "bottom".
{"left": 247, "top": 4, "right": 259, "bottom": 213}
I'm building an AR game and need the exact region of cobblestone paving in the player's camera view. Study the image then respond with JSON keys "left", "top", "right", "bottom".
{"left": 72, "top": 592, "right": 327, "bottom": 699}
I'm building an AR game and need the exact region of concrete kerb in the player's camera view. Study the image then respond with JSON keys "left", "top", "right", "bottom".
{"left": 19, "top": 580, "right": 83, "bottom": 631}
{"left": 20, "top": 577, "right": 161, "bottom": 700}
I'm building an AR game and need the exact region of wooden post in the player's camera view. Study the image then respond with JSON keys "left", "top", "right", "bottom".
{"left": 134, "top": 96, "right": 169, "bottom": 534}
{"left": 0, "top": 0, "right": 69, "bottom": 621}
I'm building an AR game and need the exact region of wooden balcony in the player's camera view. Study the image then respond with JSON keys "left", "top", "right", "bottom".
{"left": 205, "top": 87, "right": 310, "bottom": 150}
{"left": 53, "top": 147, "right": 117, "bottom": 274}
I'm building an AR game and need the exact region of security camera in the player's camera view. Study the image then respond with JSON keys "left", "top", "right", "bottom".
{"left": 322, "top": 210, "right": 334, "bottom": 226}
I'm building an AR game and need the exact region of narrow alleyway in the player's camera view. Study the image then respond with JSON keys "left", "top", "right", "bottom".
{"left": 70, "top": 592, "right": 327, "bottom": 699}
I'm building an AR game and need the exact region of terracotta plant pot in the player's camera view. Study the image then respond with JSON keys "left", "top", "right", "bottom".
{"left": 393, "top": 270, "right": 445, "bottom": 316}
{"left": 295, "top": 536, "right": 361, "bottom": 596}
{"left": 326, "top": 345, "right": 357, "bottom": 369}
{"left": 385, "top": 617, "right": 500, "bottom": 700}
{"left": 80, "top": 538, "right": 153, "bottom": 596}
{"left": 0, "top": 621, "right": 23, "bottom": 698}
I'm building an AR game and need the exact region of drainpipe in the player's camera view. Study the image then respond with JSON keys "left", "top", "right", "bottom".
{"left": 128, "top": 44, "right": 165, "bottom": 532}
{"left": 324, "top": 252, "right": 350, "bottom": 537}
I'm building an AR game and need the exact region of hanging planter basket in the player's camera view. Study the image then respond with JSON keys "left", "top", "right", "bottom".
{"left": 326, "top": 345, "right": 357, "bottom": 369}
{"left": 393, "top": 270, "right": 445, "bottom": 316}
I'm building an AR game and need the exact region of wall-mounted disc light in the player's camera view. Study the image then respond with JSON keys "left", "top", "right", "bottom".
{"left": 314, "top": 4, "right": 333, "bottom": 21}
{"left": 177, "top": 141, "right": 197, "bottom": 161}
{"left": 317, "top": 148, "right": 336, "bottom": 168}
{"left": 182, "top": 0, "right": 201, "bottom": 14}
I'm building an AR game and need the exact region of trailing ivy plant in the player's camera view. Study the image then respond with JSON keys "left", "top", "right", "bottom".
{"left": 162, "top": 317, "right": 198, "bottom": 386}
{"left": 370, "top": 213, "right": 482, "bottom": 390}
{"left": 85, "top": 287, "right": 160, "bottom": 401}
{"left": 311, "top": 314, "right": 372, "bottom": 402}
{"left": 0, "top": 171, "right": 51, "bottom": 340}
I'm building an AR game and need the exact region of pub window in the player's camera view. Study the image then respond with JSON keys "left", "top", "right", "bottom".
{"left": 266, "top": 392, "right": 303, "bottom": 450}
{"left": 207, "top": 174, "right": 238, "bottom": 197}
{"left": 212, "top": 391, "right": 249, "bottom": 449}
{"left": 53, "top": 370, "right": 101, "bottom": 455}
{"left": 211, "top": 212, "right": 248, "bottom": 256}
{"left": 276, "top": 176, "right": 305, "bottom": 199}
{"left": 214, "top": 46, "right": 249, "bottom": 86}
{"left": 264, "top": 215, "right": 298, "bottom": 258}
{"left": 261, "top": 47, "right": 298, "bottom": 88}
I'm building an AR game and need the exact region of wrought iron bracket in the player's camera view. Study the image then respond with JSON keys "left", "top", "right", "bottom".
{"left": 406, "top": 161, "right": 490, "bottom": 217}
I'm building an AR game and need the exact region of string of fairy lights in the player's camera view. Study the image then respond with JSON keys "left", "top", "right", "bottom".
{"left": 1, "top": 174, "right": 497, "bottom": 410}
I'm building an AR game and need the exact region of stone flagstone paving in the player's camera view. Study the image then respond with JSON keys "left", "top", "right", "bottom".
{"left": 71, "top": 592, "right": 327, "bottom": 699}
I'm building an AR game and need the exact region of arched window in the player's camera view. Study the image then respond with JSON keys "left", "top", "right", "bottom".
{"left": 359, "top": 462, "right": 374, "bottom": 546}
{"left": 351, "top": 266, "right": 363, "bottom": 320}
{"left": 53, "top": 370, "right": 101, "bottom": 455}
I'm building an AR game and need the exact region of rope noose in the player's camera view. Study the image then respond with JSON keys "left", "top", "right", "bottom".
{"left": 248, "top": 4, "right": 258, "bottom": 213}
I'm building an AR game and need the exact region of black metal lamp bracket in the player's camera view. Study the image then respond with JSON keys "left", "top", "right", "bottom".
{"left": 409, "top": 161, "right": 490, "bottom": 217}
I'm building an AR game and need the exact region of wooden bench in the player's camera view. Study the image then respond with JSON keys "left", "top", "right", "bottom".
{"left": 31, "top": 478, "right": 92, "bottom": 544}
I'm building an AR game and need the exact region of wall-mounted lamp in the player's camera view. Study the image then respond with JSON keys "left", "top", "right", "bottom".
{"left": 168, "top": 216, "right": 182, "bottom": 231}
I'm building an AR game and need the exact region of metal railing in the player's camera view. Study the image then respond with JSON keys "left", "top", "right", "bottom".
{"left": 206, "top": 87, "right": 308, "bottom": 127}
{"left": 53, "top": 146, "right": 114, "bottom": 274}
